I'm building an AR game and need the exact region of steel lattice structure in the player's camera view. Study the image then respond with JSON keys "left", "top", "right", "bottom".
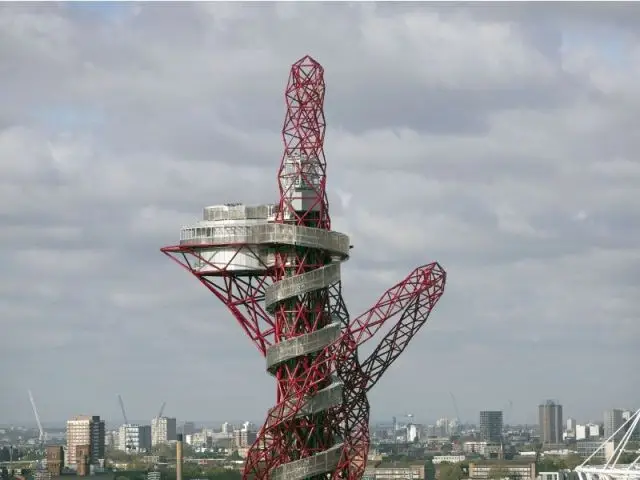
{"left": 161, "top": 56, "right": 447, "bottom": 480}
{"left": 575, "top": 408, "right": 640, "bottom": 480}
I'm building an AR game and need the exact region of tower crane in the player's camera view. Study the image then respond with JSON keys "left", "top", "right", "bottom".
{"left": 117, "top": 394, "right": 129, "bottom": 425}
{"left": 117, "top": 395, "right": 134, "bottom": 452}
{"left": 156, "top": 402, "right": 166, "bottom": 420}
{"left": 449, "top": 392, "right": 461, "bottom": 423}
{"left": 28, "top": 390, "right": 45, "bottom": 447}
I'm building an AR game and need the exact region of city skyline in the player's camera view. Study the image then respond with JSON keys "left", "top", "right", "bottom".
{"left": 5, "top": 405, "right": 638, "bottom": 430}
{"left": 1, "top": 3, "right": 639, "bottom": 425}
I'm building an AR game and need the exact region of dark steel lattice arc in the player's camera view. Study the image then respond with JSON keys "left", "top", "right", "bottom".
{"left": 160, "top": 55, "right": 447, "bottom": 480}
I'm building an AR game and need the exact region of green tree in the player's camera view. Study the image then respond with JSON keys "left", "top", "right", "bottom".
{"left": 106, "top": 448, "right": 134, "bottom": 463}
{"left": 564, "top": 454, "right": 584, "bottom": 470}
{"left": 424, "top": 458, "right": 436, "bottom": 480}
{"left": 182, "top": 463, "right": 202, "bottom": 479}
{"left": 538, "top": 458, "right": 562, "bottom": 472}
{"left": 209, "top": 472, "right": 241, "bottom": 480}
{"left": 152, "top": 445, "right": 176, "bottom": 459}
{"left": 439, "top": 463, "right": 464, "bottom": 480}
{"left": 504, "top": 446, "right": 517, "bottom": 461}
{"left": 619, "top": 453, "right": 638, "bottom": 464}
{"left": 227, "top": 450, "right": 241, "bottom": 461}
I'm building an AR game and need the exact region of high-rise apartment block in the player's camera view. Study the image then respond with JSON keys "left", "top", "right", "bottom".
{"left": 233, "top": 423, "right": 258, "bottom": 449}
{"left": 479, "top": 411, "right": 503, "bottom": 443}
{"left": 66, "top": 415, "right": 105, "bottom": 467}
{"left": 118, "top": 424, "right": 152, "bottom": 453}
{"left": 604, "top": 409, "right": 625, "bottom": 440}
{"left": 539, "top": 400, "right": 563, "bottom": 444}
{"left": 622, "top": 410, "right": 640, "bottom": 440}
{"left": 182, "top": 422, "right": 196, "bottom": 436}
{"left": 151, "top": 417, "right": 177, "bottom": 446}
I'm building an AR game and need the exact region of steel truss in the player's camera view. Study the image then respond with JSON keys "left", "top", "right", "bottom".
{"left": 161, "top": 56, "right": 447, "bottom": 480}
{"left": 575, "top": 408, "right": 640, "bottom": 480}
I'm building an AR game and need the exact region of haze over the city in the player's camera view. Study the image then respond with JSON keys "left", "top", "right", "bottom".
{"left": 1, "top": 2, "right": 638, "bottom": 426}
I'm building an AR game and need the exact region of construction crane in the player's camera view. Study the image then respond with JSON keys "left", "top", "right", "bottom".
{"left": 156, "top": 402, "right": 166, "bottom": 420}
{"left": 28, "top": 390, "right": 45, "bottom": 447}
{"left": 118, "top": 395, "right": 135, "bottom": 452}
{"left": 117, "top": 394, "right": 129, "bottom": 425}
{"left": 449, "top": 391, "right": 461, "bottom": 423}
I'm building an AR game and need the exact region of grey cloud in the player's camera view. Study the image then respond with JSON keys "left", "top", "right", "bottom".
{"left": 1, "top": 2, "right": 638, "bottom": 425}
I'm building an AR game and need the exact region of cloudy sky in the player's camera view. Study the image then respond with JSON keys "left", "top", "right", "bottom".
{"left": 1, "top": 2, "right": 639, "bottom": 428}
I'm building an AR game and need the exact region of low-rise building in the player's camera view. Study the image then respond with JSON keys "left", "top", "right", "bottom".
{"left": 463, "top": 442, "right": 503, "bottom": 458}
{"left": 469, "top": 461, "right": 536, "bottom": 480}
{"left": 432, "top": 455, "right": 466, "bottom": 464}
{"left": 364, "top": 463, "right": 425, "bottom": 480}
{"left": 576, "top": 440, "right": 615, "bottom": 462}
{"left": 538, "top": 471, "right": 571, "bottom": 480}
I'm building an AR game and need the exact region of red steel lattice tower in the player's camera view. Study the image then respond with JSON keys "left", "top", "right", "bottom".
{"left": 161, "top": 56, "right": 446, "bottom": 480}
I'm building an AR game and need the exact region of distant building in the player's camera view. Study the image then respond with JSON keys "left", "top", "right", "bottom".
{"left": 435, "top": 418, "right": 450, "bottom": 437}
{"left": 566, "top": 418, "right": 576, "bottom": 433}
{"left": 622, "top": 410, "right": 640, "bottom": 440}
{"left": 463, "top": 442, "right": 502, "bottom": 457}
{"left": 242, "top": 421, "right": 256, "bottom": 432}
{"left": 105, "top": 430, "right": 117, "bottom": 448}
{"left": 45, "top": 446, "right": 64, "bottom": 477}
{"left": 151, "top": 417, "right": 177, "bottom": 446}
{"left": 539, "top": 401, "right": 563, "bottom": 444}
{"left": 364, "top": 463, "right": 425, "bottom": 480}
{"left": 469, "top": 461, "right": 536, "bottom": 480}
{"left": 538, "top": 471, "right": 571, "bottom": 480}
{"left": 575, "top": 425, "right": 588, "bottom": 441}
{"left": 604, "top": 409, "right": 624, "bottom": 440}
{"left": 66, "top": 415, "right": 105, "bottom": 467}
{"left": 588, "top": 424, "right": 601, "bottom": 438}
{"left": 76, "top": 444, "right": 91, "bottom": 477}
{"left": 576, "top": 440, "right": 615, "bottom": 462}
{"left": 233, "top": 423, "right": 257, "bottom": 449}
{"left": 187, "top": 430, "right": 212, "bottom": 448}
{"left": 118, "top": 424, "right": 152, "bottom": 453}
{"left": 33, "top": 470, "right": 51, "bottom": 480}
{"left": 182, "top": 422, "right": 196, "bottom": 435}
{"left": 407, "top": 424, "right": 418, "bottom": 442}
{"left": 479, "top": 411, "right": 503, "bottom": 443}
{"left": 432, "top": 455, "right": 466, "bottom": 464}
